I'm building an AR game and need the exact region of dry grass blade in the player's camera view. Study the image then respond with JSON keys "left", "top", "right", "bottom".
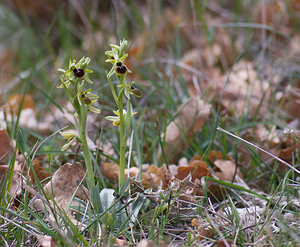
{"left": 0, "top": 213, "right": 39, "bottom": 237}
{"left": 217, "top": 126, "right": 300, "bottom": 175}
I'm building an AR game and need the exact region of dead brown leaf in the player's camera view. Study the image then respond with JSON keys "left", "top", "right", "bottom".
{"left": 36, "top": 235, "right": 57, "bottom": 247}
{"left": 175, "top": 160, "right": 210, "bottom": 182}
{"left": 31, "top": 162, "right": 88, "bottom": 230}
{"left": 127, "top": 165, "right": 171, "bottom": 190}
{"left": 215, "top": 239, "right": 237, "bottom": 247}
{"left": 279, "top": 141, "right": 300, "bottom": 164}
{"left": 172, "top": 158, "right": 236, "bottom": 201}
{"left": 0, "top": 165, "right": 21, "bottom": 196}
{"left": 100, "top": 161, "right": 172, "bottom": 190}
{"left": 255, "top": 125, "right": 281, "bottom": 147}
{"left": 253, "top": 1, "right": 291, "bottom": 34}
{"left": 136, "top": 239, "right": 168, "bottom": 247}
{"left": 43, "top": 162, "right": 86, "bottom": 200}
{"left": 113, "top": 237, "right": 128, "bottom": 246}
{"left": 30, "top": 159, "right": 50, "bottom": 185}
{"left": 157, "top": 97, "right": 211, "bottom": 163}
{"left": 282, "top": 80, "right": 300, "bottom": 120}
{"left": 0, "top": 129, "right": 11, "bottom": 164}
{"left": 99, "top": 162, "right": 119, "bottom": 181}
{"left": 147, "top": 165, "right": 171, "bottom": 189}
{"left": 208, "top": 150, "right": 232, "bottom": 163}
{"left": 3, "top": 94, "right": 34, "bottom": 115}
{"left": 136, "top": 239, "right": 156, "bottom": 247}
{"left": 191, "top": 217, "right": 215, "bottom": 240}
{"left": 213, "top": 159, "right": 242, "bottom": 182}
{"left": 213, "top": 60, "right": 271, "bottom": 117}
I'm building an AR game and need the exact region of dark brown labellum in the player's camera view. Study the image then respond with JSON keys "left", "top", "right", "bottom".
{"left": 73, "top": 68, "right": 85, "bottom": 77}
{"left": 116, "top": 65, "right": 127, "bottom": 74}
{"left": 130, "top": 86, "right": 142, "bottom": 97}
{"left": 116, "top": 62, "right": 122, "bottom": 66}
{"left": 80, "top": 93, "right": 91, "bottom": 104}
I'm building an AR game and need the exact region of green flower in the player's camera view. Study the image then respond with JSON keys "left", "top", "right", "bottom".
{"left": 105, "top": 109, "right": 137, "bottom": 127}
{"left": 57, "top": 57, "right": 94, "bottom": 88}
{"left": 118, "top": 81, "right": 142, "bottom": 99}
{"left": 105, "top": 39, "right": 130, "bottom": 79}
{"left": 60, "top": 130, "right": 78, "bottom": 151}
{"left": 77, "top": 83, "right": 101, "bottom": 114}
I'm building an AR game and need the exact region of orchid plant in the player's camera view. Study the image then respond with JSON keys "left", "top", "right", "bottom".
{"left": 57, "top": 57, "right": 100, "bottom": 186}
{"left": 105, "top": 39, "right": 141, "bottom": 191}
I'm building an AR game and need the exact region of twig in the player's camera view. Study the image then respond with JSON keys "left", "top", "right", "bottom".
{"left": 217, "top": 126, "right": 300, "bottom": 175}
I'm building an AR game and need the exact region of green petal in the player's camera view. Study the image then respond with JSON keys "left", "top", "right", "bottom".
{"left": 107, "top": 66, "right": 115, "bottom": 79}
{"left": 84, "top": 75, "right": 94, "bottom": 84}
{"left": 112, "top": 48, "right": 119, "bottom": 60}
{"left": 120, "top": 54, "right": 128, "bottom": 62}
{"left": 105, "top": 51, "right": 113, "bottom": 56}
{"left": 105, "top": 116, "right": 119, "bottom": 121}
{"left": 113, "top": 120, "right": 120, "bottom": 127}
{"left": 60, "top": 131, "right": 76, "bottom": 139}
{"left": 61, "top": 137, "right": 76, "bottom": 151}
{"left": 88, "top": 105, "right": 101, "bottom": 114}
{"left": 105, "top": 59, "right": 115, "bottom": 64}
{"left": 124, "top": 88, "right": 130, "bottom": 99}
{"left": 58, "top": 68, "right": 66, "bottom": 73}
{"left": 113, "top": 110, "right": 120, "bottom": 115}
{"left": 110, "top": 44, "right": 120, "bottom": 50}
{"left": 85, "top": 69, "right": 93, "bottom": 73}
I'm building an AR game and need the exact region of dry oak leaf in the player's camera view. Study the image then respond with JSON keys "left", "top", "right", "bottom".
{"left": 208, "top": 150, "right": 231, "bottom": 163}
{"left": 191, "top": 217, "right": 215, "bottom": 240}
{"left": 113, "top": 237, "right": 128, "bottom": 246}
{"left": 252, "top": 1, "right": 291, "bottom": 35}
{"left": 139, "top": 165, "right": 171, "bottom": 190}
{"left": 136, "top": 239, "right": 168, "bottom": 247}
{"left": 0, "top": 129, "right": 11, "bottom": 164}
{"left": 215, "top": 239, "right": 237, "bottom": 247}
{"left": 3, "top": 94, "right": 34, "bottom": 115}
{"left": 29, "top": 159, "right": 50, "bottom": 185}
{"left": 100, "top": 162, "right": 172, "bottom": 190}
{"left": 279, "top": 141, "right": 300, "bottom": 165}
{"left": 127, "top": 165, "right": 171, "bottom": 190}
{"left": 0, "top": 165, "right": 22, "bottom": 196}
{"left": 255, "top": 125, "right": 281, "bottom": 147}
{"left": 157, "top": 97, "right": 211, "bottom": 164}
{"left": 32, "top": 162, "right": 88, "bottom": 229}
{"left": 214, "top": 60, "right": 270, "bottom": 117}
{"left": 36, "top": 235, "right": 57, "bottom": 247}
{"left": 147, "top": 165, "right": 171, "bottom": 189}
{"left": 282, "top": 80, "right": 300, "bottom": 120}
{"left": 136, "top": 240, "right": 156, "bottom": 247}
{"left": 43, "top": 162, "right": 87, "bottom": 200}
{"left": 100, "top": 162, "right": 119, "bottom": 181}
{"left": 213, "top": 159, "right": 242, "bottom": 182}
{"left": 175, "top": 160, "right": 211, "bottom": 182}
{"left": 2, "top": 95, "right": 52, "bottom": 133}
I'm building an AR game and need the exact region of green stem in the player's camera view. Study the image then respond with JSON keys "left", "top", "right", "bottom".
{"left": 80, "top": 105, "right": 94, "bottom": 185}
{"left": 118, "top": 94, "right": 125, "bottom": 192}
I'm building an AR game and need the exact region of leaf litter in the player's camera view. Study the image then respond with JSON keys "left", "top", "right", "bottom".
{"left": 0, "top": 1, "right": 300, "bottom": 246}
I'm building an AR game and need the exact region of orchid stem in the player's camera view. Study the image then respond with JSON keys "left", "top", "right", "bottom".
{"left": 118, "top": 89, "right": 125, "bottom": 192}
{"left": 80, "top": 106, "right": 94, "bottom": 185}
